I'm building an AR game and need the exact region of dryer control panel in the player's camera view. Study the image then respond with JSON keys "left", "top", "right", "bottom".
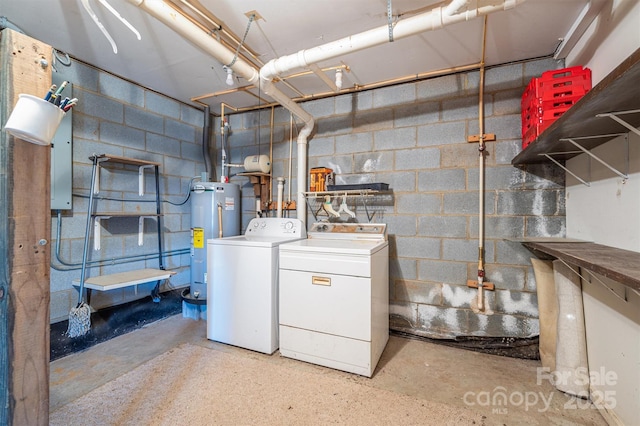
{"left": 308, "top": 222, "right": 387, "bottom": 240}
{"left": 245, "top": 218, "right": 306, "bottom": 238}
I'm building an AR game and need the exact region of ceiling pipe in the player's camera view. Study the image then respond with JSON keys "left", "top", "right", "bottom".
{"left": 444, "top": 0, "right": 471, "bottom": 16}
{"left": 260, "top": 0, "right": 526, "bottom": 79}
{"left": 127, "top": 0, "right": 259, "bottom": 83}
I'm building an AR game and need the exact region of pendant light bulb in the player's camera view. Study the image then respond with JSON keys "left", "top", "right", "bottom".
{"left": 224, "top": 66, "right": 234, "bottom": 86}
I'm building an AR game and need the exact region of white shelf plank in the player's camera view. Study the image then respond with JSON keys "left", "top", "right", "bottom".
{"left": 73, "top": 268, "right": 176, "bottom": 291}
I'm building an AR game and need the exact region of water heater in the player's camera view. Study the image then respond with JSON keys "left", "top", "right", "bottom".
{"left": 190, "top": 181, "right": 240, "bottom": 300}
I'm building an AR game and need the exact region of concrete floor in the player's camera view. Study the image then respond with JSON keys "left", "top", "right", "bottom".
{"left": 51, "top": 315, "right": 607, "bottom": 425}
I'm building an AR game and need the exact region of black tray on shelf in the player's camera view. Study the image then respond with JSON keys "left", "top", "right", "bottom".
{"left": 326, "top": 183, "right": 389, "bottom": 191}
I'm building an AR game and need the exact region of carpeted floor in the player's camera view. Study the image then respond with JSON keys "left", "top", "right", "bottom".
{"left": 49, "top": 343, "right": 483, "bottom": 425}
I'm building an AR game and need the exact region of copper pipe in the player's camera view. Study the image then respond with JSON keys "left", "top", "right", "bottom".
{"left": 282, "top": 64, "right": 350, "bottom": 81}
{"left": 476, "top": 15, "right": 489, "bottom": 311}
{"left": 191, "top": 62, "right": 482, "bottom": 111}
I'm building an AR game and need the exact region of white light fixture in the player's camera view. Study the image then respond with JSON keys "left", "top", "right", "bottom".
{"left": 335, "top": 68, "right": 343, "bottom": 90}
{"left": 224, "top": 65, "right": 234, "bottom": 86}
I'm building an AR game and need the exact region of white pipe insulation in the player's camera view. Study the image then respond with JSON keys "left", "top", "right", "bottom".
{"left": 127, "top": 0, "right": 527, "bottom": 225}
{"left": 259, "top": 0, "right": 526, "bottom": 80}
{"left": 444, "top": 0, "right": 471, "bottom": 16}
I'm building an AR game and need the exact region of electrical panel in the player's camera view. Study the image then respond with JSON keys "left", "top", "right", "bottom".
{"left": 50, "top": 72, "right": 72, "bottom": 210}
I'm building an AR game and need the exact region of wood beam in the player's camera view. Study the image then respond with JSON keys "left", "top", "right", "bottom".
{"left": 0, "top": 28, "right": 52, "bottom": 426}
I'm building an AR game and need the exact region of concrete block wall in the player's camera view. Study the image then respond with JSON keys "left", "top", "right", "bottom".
{"left": 221, "top": 57, "right": 565, "bottom": 339}
{"left": 49, "top": 60, "right": 203, "bottom": 323}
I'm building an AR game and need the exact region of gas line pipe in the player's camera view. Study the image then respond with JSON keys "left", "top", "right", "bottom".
{"left": 471, "top": 15, "right": 495, "bottom": 312}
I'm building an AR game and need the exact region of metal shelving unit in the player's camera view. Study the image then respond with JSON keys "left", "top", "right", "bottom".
{"left": 73, "top": 154, "right": 174, "bottom": 296}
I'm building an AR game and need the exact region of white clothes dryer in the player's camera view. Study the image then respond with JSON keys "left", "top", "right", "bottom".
{"left": 278, "top": 222, "right": 389, "bottom": 377}
{"left": 207, "top": 217, "right": 306, "bottom": 354}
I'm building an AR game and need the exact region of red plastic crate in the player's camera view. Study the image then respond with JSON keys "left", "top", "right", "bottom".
{"left": 520, "top": 65, "right": 591, "bottom": 149}
{"left": 539, "top": 65, "right": 591, "bottom": 82}
{"left": 522, "top": 120, "right": 554, "bottom": 149}
{"left": 541, "top": 93, "right": 585, "bottom": 111}
{"left": 539, "top": 82, "right": 589, "bottom": 103}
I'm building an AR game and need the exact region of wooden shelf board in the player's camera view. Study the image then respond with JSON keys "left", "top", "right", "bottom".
{"left": 92, "top": 212, "right": 161, "bottom": 218}
{"left": 90, "top": 154, "right": 161, "bottom": 168}
{"left": 507, "top": 237, "right": 591, "bottom": 243}
{"left": 523, "top": 241, "right": 640, "bottom": 292}
{"left": 73, "top": 268, "right": 176, "bottom": 291}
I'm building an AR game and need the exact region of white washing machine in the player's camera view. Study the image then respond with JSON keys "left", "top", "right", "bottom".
{"left": 278, "top": 222, "right": 389, "bottom": 377}
{"left": 207, "top": 217, "right": 306, "bottom": 354}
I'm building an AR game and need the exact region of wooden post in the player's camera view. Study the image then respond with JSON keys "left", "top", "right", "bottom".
{"left": 0, "top": 29, "right": 52, "bottom": 425}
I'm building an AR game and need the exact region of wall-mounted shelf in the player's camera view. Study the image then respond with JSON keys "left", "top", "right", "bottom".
{"left": 92, "top": 154, "right": 160, "bottom": 195}
{"left": 92, "top": 212, "right": 162, "bottom": 250}
{"left": 73, "top": 268, "right": 176, "bottom": 292}
{"left": 512, "top": 47, "right": 640, "bottom": 166}
{"left": 303, "top": 189, "right": 382, "bottom": 197}
{"left": 303, "top": 189, "right": 389, "bottom": 222}
{"left": 522, "top": 240, "right": 640, "bottom": 293}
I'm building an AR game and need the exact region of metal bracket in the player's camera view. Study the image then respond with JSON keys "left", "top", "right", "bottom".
{"left": 93, "top": 216, "right": 109, "bottom": 250}
{"left": 596, "top": 109, "right": 640, "bottom": 137}
{"left": 558, "top": 258, "right": 628, "bottom": 303}
{"left": 541, "top": 153, "right": 590, "bottom": 187}
{"left": 93, "top": 156, "right": 110, "bottom": 194}
{"left": 561, "top": 136, "right": 629, "bottom": 182}
{"left": 541, "top": 132, "right": 629, "bottom": 186}
{"left": 138, "top": 216, "right": 155, "bottom": 246}
{"left": 138, "top": 165, "right": 154, "bottom": 196}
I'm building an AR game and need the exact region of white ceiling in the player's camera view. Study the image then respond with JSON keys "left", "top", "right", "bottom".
{"left": 1, "top": 0, "right": 605, "bottom": 113}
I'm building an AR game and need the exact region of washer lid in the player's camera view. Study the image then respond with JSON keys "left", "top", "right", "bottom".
{"left": 208, "top": 235, "right": 305, "bottom": 248}
{"left": 279, "top": 238, "right": 388, "bottom": 255}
